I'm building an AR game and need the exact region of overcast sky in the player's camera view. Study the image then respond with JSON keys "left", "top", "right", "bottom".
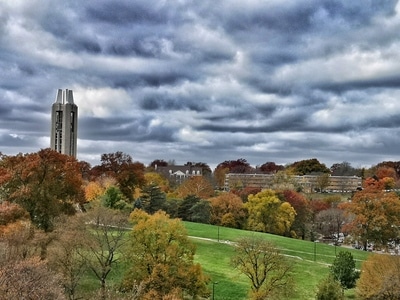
{"left": 1, "top": 0, "right": 400, "bottom": 169}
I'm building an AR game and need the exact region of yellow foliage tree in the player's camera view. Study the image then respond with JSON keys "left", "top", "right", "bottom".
{"left": 245, "top": 189, "right": 296, "bottom": 235}
{"left": 357, "top": 254, "right": 400, "bottom": 299}
{"left": 84, "top": 181, "right": 105, "bottom": 202}
{"left": 123, "top": 210, "right": 210, "bottom": 299}
{"left": 144, "top": 172, "right": 169, "bottom": 192}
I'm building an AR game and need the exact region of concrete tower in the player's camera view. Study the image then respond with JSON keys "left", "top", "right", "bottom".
{"left": 50, "top": 89, "right": 78, "bottom": 157}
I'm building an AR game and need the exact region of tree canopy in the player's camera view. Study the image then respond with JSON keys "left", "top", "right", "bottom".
{"left": 231, "top": 236, "right": 294, "bottom": 300}
{"left": 245, "top": 189, "right": 296, "bottom": 235}
{"left": 123, "top": 210, "right": 209, "bottom": 299}
{"left": 0, "top": 149, "right": 84, "bottom": 232}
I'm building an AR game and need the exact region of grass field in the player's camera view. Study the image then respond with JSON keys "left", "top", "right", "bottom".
{"left": 185, "top": 222, "right": 370, "bottom": 300}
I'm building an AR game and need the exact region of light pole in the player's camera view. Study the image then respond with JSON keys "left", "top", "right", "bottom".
{"left": 212, "top": 282, "right": 218, "bottom": 300}
{"left": 314, "top": 241, "right": 317, "bottom": 262}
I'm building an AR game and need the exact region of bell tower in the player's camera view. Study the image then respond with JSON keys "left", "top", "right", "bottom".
{"left": 50, "top": 89, "right": 78, "bottom": 157}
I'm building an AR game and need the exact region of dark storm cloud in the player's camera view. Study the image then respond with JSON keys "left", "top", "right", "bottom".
{"left": 2, "top": 0, "right": 400, "bottom": 169}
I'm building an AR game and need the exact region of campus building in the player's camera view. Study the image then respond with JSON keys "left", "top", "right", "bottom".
{"left": 155, "top": 165, "right": 203, "bottom": 185}
{"left": 224, "top": 173, "right": 362, "bottom": 193}
{"left": 50, "top": 89, "right": 78, "bottom": 157}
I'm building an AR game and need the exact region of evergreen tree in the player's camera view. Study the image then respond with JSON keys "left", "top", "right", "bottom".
{"left": 330, "top": 251, "right": 360, "bottom": 291}
{"left": 177, "top": 195, "right": 201, "bottom": 221}
{"left": 139, "top": 184, "right": 166, "bottom": 214}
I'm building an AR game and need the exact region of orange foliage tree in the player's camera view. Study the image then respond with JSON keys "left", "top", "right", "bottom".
{"left": 340, "top": 187, "right": 400, "bottom": 250}
{"left": 0, "top": 149, "right": 84, "bottom": 232}
{"left": 91, "top": 152, "right": 145, "bottom": 201}
{"left": 209, "top": 192, "right": 246, "bottom": 228}
{"left": 176, "top": 176, "right": 214, "bottom": 199}
{"left": 357, "top": 254, "right": 400, "bottom": 299}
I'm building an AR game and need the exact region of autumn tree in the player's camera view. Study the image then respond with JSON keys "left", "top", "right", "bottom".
{"left": 84, "top": 176, "right": 117, "bottom": 203}
{"left": 374, "top": 165, "right": 398, "bottom": 189}
{"left": 215, "top": 158, "right": 253, "bottom": 174}
{"left": 258, "top": 161, "right": 284, "bottom": 174}
{"left": 357, "top": 254, "right": 400, "bottom": 299}
{"left": 144, "top": 172, "right": 169, "bottom": 192}
{"left": 209, "top": 192, "right": 246, "bottom": 228}
{"left": 175, "top": 176, "right": 214, "bottom": 199}
{"left": 214, "top": 166, "right": 229, "bottom": 189}
{"left": 330, "top": 251, "right": 360, "bottom": 292}
{"left": 277, "top": 190, "right": 311, "bottom": 239}
{"left": 0, "top": 257, "right": 65, "bottom": 300}
{"left": 288, "top": 158, "right": 330, "bottom": 175}
{"left": 232, "top": 186, "right": 262, "bottom": 203}
{"left": 85, "top": 181, "right": 105, "bottom": 202}
{"left": 231, "top": 236, "right": 294, "bottom": 300}
{"left": 123, "top": 210, "right": 209, "bottom": 299}
{"left": 0, "top": 201, "right": 29, "bottom": 227}
{"left": 92, "top": 151, "right": 145, "bottom": 201}
{"left": 0, "top": 149, "right": 84, "bottom": 232}
{"left": 340, "top": 189, "right": 400, "bottom": 250}
{"left": 245, "top": 189, "right": 296, "bottom": 236}
{"left": 0, "top": 201, "right": 37, "bottom": 262}
{"left": 48, "top": 216, "right": 87, "bottom": 300}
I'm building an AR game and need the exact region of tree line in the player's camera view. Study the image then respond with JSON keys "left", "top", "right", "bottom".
{"left": 1, "top": 149, "right": 400, "bottom": 299}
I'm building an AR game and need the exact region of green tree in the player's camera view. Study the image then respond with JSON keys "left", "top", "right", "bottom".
{"left": 189, "top": 199, "right": 211, "bottom": 224}
{"left": 137, "top": 183, "right": 166, "bottom": 214}
{"left": 289, "top": 158, "right": 330, "bottom": 175}
{"left": 245, "top": 189, "right": 296, "bottom": 235}
{"left": 101, "top": 186, "right": 129, "bottom": 210}
{"left": 315, "top": 275, "right": 344, "bottom": 300}
{"left": 123, "top": 210, "right": 209, "bottom": 299}
{"left": 231, "top": 236, "right": 294, "bottom": 300}
{"left": 330, "top": 251, "right": 360, "bottom": 292}
{"left": 177, "top": 194, "right": 201, "bottom": 221}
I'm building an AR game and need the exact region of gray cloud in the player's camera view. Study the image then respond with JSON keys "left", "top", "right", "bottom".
{"left": 1, "top": 0, "right": 400, "bottom": 169}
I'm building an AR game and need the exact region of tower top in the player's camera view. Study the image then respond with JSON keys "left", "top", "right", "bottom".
{"left": 54, "top": 89, "right": 74, "bottom": 104}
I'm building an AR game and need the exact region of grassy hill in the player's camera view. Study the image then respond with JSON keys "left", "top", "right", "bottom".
{"left": 185, "top": 222, "right": 370, "bottom": 300}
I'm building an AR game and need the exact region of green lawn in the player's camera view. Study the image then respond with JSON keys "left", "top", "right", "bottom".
{"left": 77, "top": 221, "right": 370, "bottom": 299}
{"left": 185, "top": 222, "right": 370, "bottom": 300}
